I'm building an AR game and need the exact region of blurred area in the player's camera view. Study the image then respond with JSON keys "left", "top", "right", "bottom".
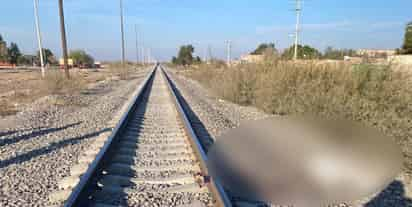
{"left": 207, "top": 117, "right": 403, "bottom": 206}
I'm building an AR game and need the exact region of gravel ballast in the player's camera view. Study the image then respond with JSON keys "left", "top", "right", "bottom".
{"left": 167, "top": 68, "right": 412, "bottom": 207}
{"left": 85, "top": 70, "right": 213, "bottom": 206}
{"left": 0, "top": 69, "right": 150, "bottom": 206}
{"left": 167, "top": 69, "right": 268, "bottom": 138}
{"left": 1, "top": 66, "right": 410, "bottom": 206}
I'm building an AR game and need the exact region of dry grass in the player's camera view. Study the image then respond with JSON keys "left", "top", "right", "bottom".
{"left": 0, "top": 68, "right": 114, "bottom": 117}
{"left": 41, "top": 70, "right": 86, "bottom": 95}
{"left": 184, "top": 61, "right": 412, "bottom": 172}
{"left": 0, "top": 69, "right": 44, "bottom": 116}
{"left": 0, "top": 100, "right": 18, "bottom": 117}
{"left": 107, "top": 62, "right": 142, "bottom": 80}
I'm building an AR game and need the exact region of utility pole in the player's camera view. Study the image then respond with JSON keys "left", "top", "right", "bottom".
{"left": 33, "top": 0, "right": 45, "bottom": 78}
{"left": 119, "top": 0, "right": 126, "bottom": 68}
{"left": 203, "top": 47, "right": 208, "bottom": 63}
{"left": 226, "top": 40, "right": 232, "bottom": 66}
{"left": 208, "top": 45, "right": 213, "bottom": 62}
{"left": 147, "top": 48, "right": 152, "bottom": 65}
{"left": 135, "top": 24, "right": 139, "bottom": 65}
{"left": 143, "top": 47, "right": 147, "bottom": 65}
{"left": 141, "top": 47, "right": 145, "bottom": 65}
{"left": 58, "top": 0, "right": 70, "bottom": 78}
{"left": 293, "top": 0, "right": 302, "bottom": 61}
{"left": 146, "top": 48, "right": 149, "bottom": 64}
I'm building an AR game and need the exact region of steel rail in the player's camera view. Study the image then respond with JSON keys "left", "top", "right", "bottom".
{"left": 161, "top": 66, "right": 232, "bottom": 207}
{"left": 62, "top": 65, "right": 231, "bottom": 207}
{"left": 63, "top": 66, "right": 157, "bottom": 207}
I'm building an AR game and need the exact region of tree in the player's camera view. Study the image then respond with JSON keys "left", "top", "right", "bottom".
{"left": 282, "top": 44, "right": 321, "bottom": 60}
{"left": 323, "top": 46, "right": 338, "bottom": 59}
{"left": 401, "top": 22, "right": 412, "bottom": 54}
{"left": 251, "top": 43, "right": 276, "bottom": 55}
{"left": 323, "top": 46, "right": 357, "bottom": 60}
{"left": 172, "top": 45, "right": 197, "bottom": 65}
{"left": 37, "top": 48, "right": 57, "bottom": 65}
{"left": 69, "top": 50, "right": 94, "bottom": 67}
{"left": 17, "top": 55, "right": 35, "bottom": 65}
{"left": 7, "top": 42, "right": 21, "bottom": 64}
{"left": 0, "top": 34, "right": 8, "bottom": 62}
{"left": 172, "top": 57, "right": 178, "bottom": 64}
{"left": 195, "top": 56, "right": 202, "bottom": 63}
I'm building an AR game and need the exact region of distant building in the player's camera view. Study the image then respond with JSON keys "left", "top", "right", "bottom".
{"left": 356, "top": 49, "right": 396, "bottom": 58}
{"left": 59, "top": 58, "right": 74, "bottom": 67}
{"left": 388, "top": 55, "right": 412, "bottom": 65}
{"left": 20, "top": 55, "right": 37, "bottom": 66}
{"left": 0, "top": 41, "right": 8, "bottom": 68}
{"left": 344, "top": 56, "right": 363, "bottom": 63}
{"left": 94, "top": 61, "right": 101, "bottom": 68}
{"left": 0, "top": 40, "right": 11, "bottom": 68}
{"left": 0, "top": 62, "right": 14, "bottom": 69}
{"left": 240, "top": 54, "right": 264, "bottom": 63}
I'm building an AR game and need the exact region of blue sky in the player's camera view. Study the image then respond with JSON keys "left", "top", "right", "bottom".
{"left": 0, "top": 0, "right": 411, "bottom": 61}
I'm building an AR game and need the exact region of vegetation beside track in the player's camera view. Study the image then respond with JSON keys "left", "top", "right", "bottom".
{"left": 178, "top": 61, "right": 412, "bottom": 172}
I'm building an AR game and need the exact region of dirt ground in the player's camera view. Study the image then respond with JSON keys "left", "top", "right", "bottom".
{"left": 0, "top": 68, "right": 114, "bottom": 117}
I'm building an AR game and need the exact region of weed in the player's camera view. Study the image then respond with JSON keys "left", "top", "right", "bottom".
{"left": 184, "top": 62, "right": 412, "bottom": 172}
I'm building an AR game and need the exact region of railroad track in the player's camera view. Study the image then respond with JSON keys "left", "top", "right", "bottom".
{"left": 53, "top": 66, "right": 231, "bottom": 207}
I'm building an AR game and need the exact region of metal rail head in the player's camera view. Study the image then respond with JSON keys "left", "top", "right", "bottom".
{"left": 63, "top": 66, "right": 157, "bottom": 207}
{"left": 159, "top": 66, "right": 232, "bottom": 207}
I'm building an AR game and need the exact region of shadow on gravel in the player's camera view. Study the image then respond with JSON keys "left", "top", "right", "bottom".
{"left": 0, "top": 122, "right": 82, "bottom": 147}
{"left": 0, "top": 127, "right": 41, "bottom": 137}
{"left": 364, "top": 180, "right": 412, "bottom": 207}
{"left": 0, "top": 128, "right": 110, "bottom": 169}
{"left": 166, "top": 73, "right": 216, "bottom": 152}
{"left": 0, "top": 129, "right": 23, "bottom": 137}
{"left": 81, "top": 87, "right": 111, "bottom": 96}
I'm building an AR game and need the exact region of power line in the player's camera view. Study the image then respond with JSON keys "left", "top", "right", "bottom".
{"left": 33, "top": 0, "right": 45, "bottom": 78}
